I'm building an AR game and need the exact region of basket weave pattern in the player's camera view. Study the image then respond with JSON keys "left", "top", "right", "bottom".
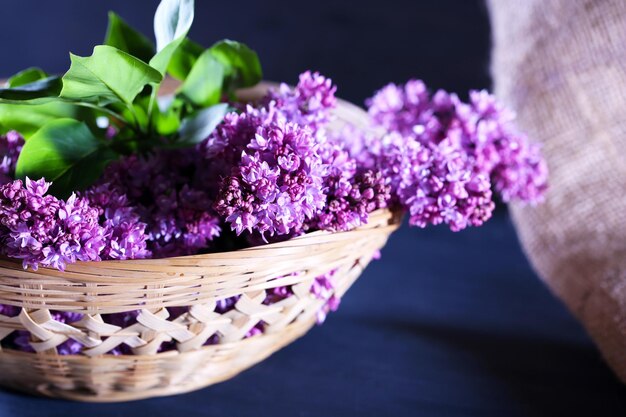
{"left": 0, "top": 94, "right": 401, "bottom": 401}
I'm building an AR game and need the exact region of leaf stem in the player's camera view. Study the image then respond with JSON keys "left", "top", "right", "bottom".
{"left": 125, "top": 103, "right": 143, "bottom": 133}
{"left": 146, "top": 83, "right": 159, "bottom": 132}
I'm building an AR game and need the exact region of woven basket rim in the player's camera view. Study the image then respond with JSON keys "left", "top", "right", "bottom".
{"left": 0, "top": 197, "right": 400, "bottom": 313}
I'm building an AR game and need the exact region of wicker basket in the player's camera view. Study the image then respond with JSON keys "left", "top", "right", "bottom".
{"left": 0, "top": 88, "right": 401, "bottom": 402}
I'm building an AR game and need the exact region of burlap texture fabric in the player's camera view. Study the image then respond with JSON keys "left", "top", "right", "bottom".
{"left": 488, "top": 0, "right": 626, "bottom": 383}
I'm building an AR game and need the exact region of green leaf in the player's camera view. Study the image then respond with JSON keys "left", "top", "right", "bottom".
{"left": 0, "top": 76, "right": 63, "bottom": 104}
{"left": 149, "top": 0, "right": 195, "bottom": 75}
{"left": 176, "top": 103, "right": 228, "bottom": 147}
{"left": 155, "top": 108, "right": 181, "bottom": 135}
{"left": 153, "top": 97, "right": 183, "bottom": 135}
{"left": 15, "top": 119, "right": 116, "bottom": 198}
{"left": 61, "top": 45, "right": 162, "bottom": 105}
{"left": 154, "top": 0, "right": 194, "bottom": 52}
{"left": 104, "top": 12, "right": 155, "bottom": 63}
{"left": 7, "top": 67, "right": 48, "bottom": 87}
{"left": 0, "top": 102, "right": 80, "bottom": 138}
{"left": 149, "top": 38, "right": 183, "bottom": 76}
{"left": 167, "top": 37, "right": 203, "bottom": 80}
{"left": 179, "top": 50, "right": 224, "bottom": 107}
{"left": 209, "top": 40, "right": 262, "bottom": 90}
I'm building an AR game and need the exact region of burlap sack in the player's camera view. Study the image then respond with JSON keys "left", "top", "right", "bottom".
{"left": 487, "top": 0, "right": 626, "bottom": 383}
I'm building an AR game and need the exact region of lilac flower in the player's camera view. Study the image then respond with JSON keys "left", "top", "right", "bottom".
{"left": 370, "top": 132, "right": 495, "bottom": 231}
{"left": 490, "top": 133, "right": 548, "bottom": 202}
{"left": 211, "top": 78, "right": 383, "bottom": 236}
{"left": 246, "top": 324, "right": 264, "bottom": 338}
{"left": 460, "top": 90, "right": 548, "bottom": 202}
{"left": 100, "top": 151, "right": 222, "bottom": 257}
{"left": 203, "top": 71, "right": 336, "bottom": 167}
{"left": 13, "top": 332, "right": 35, "bottom": 353}
{"left": 315, "top": 167, "right": 390, "bottom": 232}
{"left": 198, "top": 104, "right": 273, "bottom": 162}
{"left": 214, "top": 119, "right": 327, "bottom": 237}
{"left": 81, "top": 183, "right": 150, "bottom": 260}
{"left": 216, "top": 296, "right": 240, "bottom": 313}
{"left": 0, "top": 178, "right": 106, "bottom": 270}
{"left": 366, "top": 80, "right": 548, "bottom": 205}
{"left": 264, "top": 286, "right": 292, "bottom": 305}
{"left": 0, "top": 304, "right": 19, "bottom": 317}
{"left": 265, "top": 71, "right": 337, "bottom": 129}
{"left": 311, "top": 271, "right": 340, "bottom": 324}
{"left": 51, "top": 311, "right": 83, "bottom": 324}
{"left": 0, "top": 131, "right": 24, "bottom": 184}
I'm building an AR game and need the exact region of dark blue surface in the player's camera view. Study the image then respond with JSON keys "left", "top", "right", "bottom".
{"left": 1, "top": 211, "right": 625, "bottom": 416}
{"left": 1, "top": 1, "right": 625, "bottom": 415}
{"left": 0, "top": 0, "right": 490, "bottom": 104}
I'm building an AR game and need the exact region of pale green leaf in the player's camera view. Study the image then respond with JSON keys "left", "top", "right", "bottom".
{"left": 61, "top": 45, "right": 162, "bottom": 105}
{"left": 179, "top": 50, "right": 224, "bottom": 107}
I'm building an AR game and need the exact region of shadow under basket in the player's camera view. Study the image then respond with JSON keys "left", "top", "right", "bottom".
{"left": 0, "top": 93, "right": 401, "bottom": 402}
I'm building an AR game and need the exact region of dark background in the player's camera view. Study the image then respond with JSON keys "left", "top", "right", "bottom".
{"left": 1, "top": 1, "right": 625, "bottom": 416}
{"left": 0, "top": 0, "right": 490, "bottom": 104}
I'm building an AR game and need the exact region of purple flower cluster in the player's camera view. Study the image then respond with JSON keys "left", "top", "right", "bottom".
{"left": 0, "top": 133, "right": 149, "bottom": 269}
{"left": 99, "top": 151, "right": 222, "bottom": 258}
{"left": 0, "top": 71, "right": 387, "bottom": 267}
{"left": 366, "top": 80, "right": 548, "bottom": 205}
{"left": 215, "top": 119, "right": 327, "bottom": 236}
{"left": 213, "top": 72, "right": 388, "bottom": 237}
{"left": 310, "top": 271, "right": 341, "bottom": 324}
{"left": 337, "top": 79, "right": 547, "bottom": 231}
{"left": 265, "top": 71, "right": 337, "bottom": 129}
{"left": 316, "top": 166, "right": 390, "bottom": 232}
{"left": 81, "top": 183, "right": 150, "bottom": 260}
{"left": 376, "top": 132, "right": 494, "bottom": 230}
{"left": 0, "top": 179, "right": 106, "bottom": 270}
{"left": 0, "top": 131, "right": 23, "bottom": 185}
{"left": 0, "top": 177, "right": 150, "bottom": 271}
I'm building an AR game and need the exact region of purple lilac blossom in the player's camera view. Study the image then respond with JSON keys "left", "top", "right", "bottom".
{"left": 0, "top": 71, "right": 368, "bottom": 354}
{"left": 333, "top": 125, "right": 495, "bottom": 230}
{"left": 0, "top": 179, "right": 107, "bottom": 271}
{"left": 0, "top": 131, "right": 23, "bottom": 185}
{"left": 213, "top": 72, "right": 388, "bottom": 235}
{"left": 99, "top": 150, "right": 222, "bottom": 258}
{"left": 214, "top": 119, "right": 327, "bottom": 237}
{"left": 315, "top": 167, "right": 390, "bottom": 232}
{"left": 365, "top": 80, "right": 548, "bottom": 204}
{"left": 81, "top": 183, "right": 150, "bottom": 260}
{"left": 310, "top": 271, "right": 340, "bottom": 324}
{"left": 379, "top": 132, "right": 494, "bottom": 231}
{"left": 264, "top": 70, "right": 337, "bottom": 129}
